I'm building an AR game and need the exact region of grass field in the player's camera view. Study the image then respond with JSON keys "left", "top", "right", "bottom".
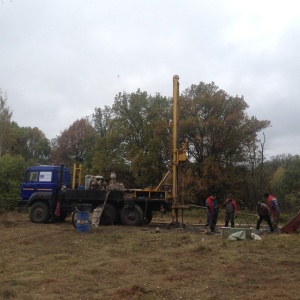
{"left": 0, "top": 210, "right": 299, "bottom": 300}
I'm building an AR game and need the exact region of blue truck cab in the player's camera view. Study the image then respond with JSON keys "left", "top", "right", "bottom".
{"left": 19, "top": 165, "right": 71, "bottom": 223}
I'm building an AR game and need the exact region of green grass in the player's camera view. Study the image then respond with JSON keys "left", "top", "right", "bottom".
{"left": 0, "top": 211, "right": 299, "bottom": 300}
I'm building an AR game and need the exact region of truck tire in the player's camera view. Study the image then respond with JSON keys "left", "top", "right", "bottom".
{"left": 71, "top": 211, "right": 78, "bottom": 228}
{"left": 121, "top": 205, "right": 144, "bottom": 226}
{"left": 30, "top": 202, "right": 50, "bottom": 223}
{"left": 99, "top": 203, "right": 117, "bottom": 225}
{"left": 115, "top": 208, "right": 122, "bottom": 224}
{"left": 144, "top": 209, "right": 153, "bottom": 225}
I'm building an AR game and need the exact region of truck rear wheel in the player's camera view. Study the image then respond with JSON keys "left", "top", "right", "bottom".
{"left": 144, "top": 209, "right": 153, "bottom": 225}
{"left": 30, "top": 202, "right": 50, "bottom": 223}
{"left": 121, "top": 205, "right": 144, "bottom": 226}
{"left": 71, "top": 211, "right": 78, "bottom": 228}
{"left": 99, "top": 203, "right": 117, "bottom": 225}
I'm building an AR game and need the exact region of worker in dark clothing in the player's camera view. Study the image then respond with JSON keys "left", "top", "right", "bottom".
{"left": 212, "top": 196, "right": 219, "bottom": 230}
{"left": 256, "top": 202, "right": 274, "bottom": 233}
{"left": 222, "top": 198, "right": 236, "bottom": 227}
{"left": 206, "top": 194, "right": 217, "bottom": 232}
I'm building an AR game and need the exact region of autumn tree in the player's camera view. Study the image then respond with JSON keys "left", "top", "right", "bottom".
{"left": 91, "top": 90, "right": 171, "bottom": 187}
{"left": 89, "top": 106, "right": 118, "bottom": 176}
{"left": 51, "top": 118, "right": 98, "bottom": 168}
{"left": 0, "top": 90, "right": 14, "bottom": 157}
{"left": 179, "top": 82, "right": 271, "bottom": 204}
{"left": 10, "top": 126, "right": 51, "bottom": 164}
{"left": 267, "top": 155, "right": 300, "bottom": 211}
{"left": 92, "top": 106, "right": 112, "bottom": 138}
{"left": 265, "top": 154, "right": 295, "bottom": 173}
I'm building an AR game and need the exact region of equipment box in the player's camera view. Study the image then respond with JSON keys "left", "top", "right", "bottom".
{"left": 220, "top": 227, "right": 231, "bottom": 238}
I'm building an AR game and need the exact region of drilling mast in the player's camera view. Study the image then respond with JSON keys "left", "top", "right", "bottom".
{"left": 172, "top": 75, "right": 188, "bottom": 224}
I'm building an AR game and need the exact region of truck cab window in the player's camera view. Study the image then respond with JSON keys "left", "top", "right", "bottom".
{"left": 29, "top": 172, "right": 39, "bottom": 182}
{"left": 39, "top": 171, "right": 52, "bottom": 182}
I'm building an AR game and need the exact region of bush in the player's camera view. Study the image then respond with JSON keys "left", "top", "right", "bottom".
{"left": 0, "top": 154, "right": 27, "bottom": 212}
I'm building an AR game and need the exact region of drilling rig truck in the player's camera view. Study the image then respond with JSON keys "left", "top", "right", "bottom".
{"left": 18, "top": 75, "right": 187, "bottom": 226}
{"left": 18, "top": 164, "right": 173, "bottom": 226}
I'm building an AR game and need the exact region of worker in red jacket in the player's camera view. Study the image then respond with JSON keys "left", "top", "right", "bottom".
{"left": 222, "top": 198, "right": 237, "bottom": 228}
{"left": 205, "top": 194, "right": 218, "bottom": 232}
{"left": 264, "top": 193, "right": 280, "bottom": 228}
{"left": 232, "top": 199, "right": 238, "bottom": 217}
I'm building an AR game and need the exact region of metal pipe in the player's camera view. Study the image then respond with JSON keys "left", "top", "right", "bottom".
{"left": 172, "top": 75, "right": 180, "bottom": 207}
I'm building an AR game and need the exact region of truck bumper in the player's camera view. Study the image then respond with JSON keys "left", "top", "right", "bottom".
{"left": 16, "top": 200, "right": 29, "bottom": 210}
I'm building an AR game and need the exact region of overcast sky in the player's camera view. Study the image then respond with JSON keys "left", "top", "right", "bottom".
{"left": 0, "top": 0, "right": 299, "bottom": 158}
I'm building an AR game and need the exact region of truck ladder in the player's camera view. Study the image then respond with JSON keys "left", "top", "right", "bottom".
{"left": 91, "top": 191, "right": 110, "bottom": 227}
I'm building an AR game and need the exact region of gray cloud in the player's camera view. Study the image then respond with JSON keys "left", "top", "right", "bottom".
{"left": 1, "top": 0, "right": 300, "bottom": 158}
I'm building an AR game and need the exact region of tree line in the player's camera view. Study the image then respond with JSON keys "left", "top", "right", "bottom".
{"left": 1, "top": 83, "right": 300, "bottom": 213}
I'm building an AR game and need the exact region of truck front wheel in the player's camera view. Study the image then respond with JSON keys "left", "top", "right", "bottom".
{"left": 30, "top": 202, "right": 50, "bottom": 223}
